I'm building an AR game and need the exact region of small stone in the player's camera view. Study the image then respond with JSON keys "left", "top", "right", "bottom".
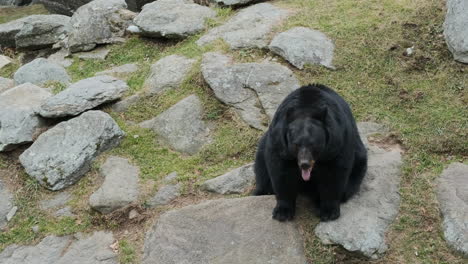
{"left": 269, "top": 27, "right": 335, "bottom": 69}
{"left": 95, "top": 63, "right": 138, "bottom": 79}
{"left": 14, "top": 58, "right": 71, "bottom": 86}
{"left": 147, "top": 183, "right": 181, "bottom": 207}
{"left": 40, "top": 75, "right": 129, "bottom": 118}
{"left": 40, "top": 192, "right": 72, "bottom": 210}
{"left": 32, "top": 225, "right": 40, "bottom": 233}
{"left": 47, "top": 49, "right": 73, "bottom": 68}
{"left": 126, "top": 25, "right": 140, "bottom": 33}
{"left": 202, "top": 163, "right": 254, "bottom": 194}
{"left": 139, "top": 95, "right": 212, "bottom": 155}
{"left": 111, "top": 93, "right": 142, "bottom": 113}
{"left": 75, "top": 47, "right": 110, "bottom": 60}
{"left": 6, "top": 206, "right": 18, "bottom": 222}
{"left": 54, "top": 207, "right": 74, "bottom": 217}
{"left": 134, "top": 0, "right": 216, "bottom": 39}
{"left": 143, "top": 55, "right": 196, "bottom": 95}
{"left": 0, "top": 55, "right": 12, "bottom": 69}
{"left": 89, "top": 156, "right": 139, "bottom": 214}
{"left": 20, "top": 111, "right": 125, "bottom": 191}
{"left": 437, "top": 162, "right": 468, "bottom": 256}
{"left": 128, "top": 209, "right": 139, "bottom": 220}
{"left": 197, "top": 3, "right": 290, "bottom": 49}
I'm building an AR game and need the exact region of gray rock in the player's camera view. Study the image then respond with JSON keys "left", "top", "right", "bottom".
{"left": 210, "top": 0, "right": 259, "bottom": 7}
{"left": 40, "top": 75, "right": 128, "bottom": 118}
{"left": 31, "top": 0, "right": 94, "bottom": 16}
{"left": 54, "top": 206, "right": 74, "bottom": 217}
{"left": 436, "top": 162, "right": 468, "bottom": 256}
{"left": 315, "top": 145, "right": 403, "bottom": 259}
{"left": 444, "top": 0, "right": 468, "bottom": 63}
{"left": 197, "top": 3, "right": 289, "bottom": 49}
{"left": 0, "top": 16, "right": 34, "bottom": 47}
{"left": 32, "top": 225, "right": 40, "bottom": 233}
{"left": 14, "top": 58, "right": 71, "bottom": 86}
{"left": 0, "top": 179, "right": 14, "bottom": 229}
{"left": 357, "top": 122, "right": 388, "bottom": 148}
{"left": 0, "top": 231, "right": 118, "bottom": 264}
{"left": 147, "top": 183, "right": 181, "bottom": 207}
{"left": 19, "top": 111, "right": 125, "bottom": 191}
{"left": 95, "top": 63, "right": 138, "bottom": 79}
{"left": 143, "top": 55, "right": 196, "bottom": 95}
{"left": 47, "top": 49, "right": 73, "bottom": 68}
{"left": 163, "top": 172, "right": 178, "bottom": 183}
{"left": 134, "top": 0, "right": 216, "bottom": 39}
{"left": 201, "top": 52, "right": 300, "bottom": 130}
{"left": 142, "top": 196, "right": 307, "bottom": 264}
{"left": 39, "top": 191, "right": 72, "bottom": 210}
{"left": 139, "top": 95, "right": 212, "bottom": 155}
{"left": 269, "top": 27, "right": 335, "bottom": 69}
{"left": 6, "top": 206, "right": 18, "bottom": 221}
{"left": 0, "top": 83, "right": 52, "bottom": 151}
{"left": 15, "top": 15, "right": 70, "bottom": 50}
{"left": 202, "top": 163, "right": 255, "bottom": 194}
{"left": 0, "top": 55, "right": 12, "bottom": 69}
{"left": 66, "top": 0, "right": 129, "bottom": 52}
{"left": 111, "top": 93, "right": 141, "bottom": 112}
{"left": 0, "top": 77, "right": 15, "bottom": 94}
{"left": 75, "top": 47, "right": 110, "bottom": 60}
{"left": 89, "top": 156, "right": 139, "bottom": 214}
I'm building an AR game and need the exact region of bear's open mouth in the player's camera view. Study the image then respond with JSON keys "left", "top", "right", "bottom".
{"left": 301, "top": 167, "right": 312, "bottom": 181}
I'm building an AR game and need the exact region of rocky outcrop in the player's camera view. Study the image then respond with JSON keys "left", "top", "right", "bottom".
{"left": 444, "top": 0, "right": 468, "bottom": 63}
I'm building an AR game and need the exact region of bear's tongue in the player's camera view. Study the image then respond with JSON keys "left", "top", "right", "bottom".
{"left": 301, "top": 168, "right": 312, "bottom": 181}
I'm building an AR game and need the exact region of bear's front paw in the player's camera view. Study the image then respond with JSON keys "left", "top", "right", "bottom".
{"left": 320, "top": 206, "right": 340, "bottom": 221}
{"left": 272, "top": 203, "right": 295, "bottom": 222}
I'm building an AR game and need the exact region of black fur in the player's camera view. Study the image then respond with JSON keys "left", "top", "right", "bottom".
{"left": 253, "top": 84, "right": 367, "bottom": 222}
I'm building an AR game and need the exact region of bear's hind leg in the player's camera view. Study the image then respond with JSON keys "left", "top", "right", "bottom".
{"left": 253, "top": 137, "right": 274, "bottom": 196}
{"left": 342, "top": 150, "right": 367, "bottom": 202}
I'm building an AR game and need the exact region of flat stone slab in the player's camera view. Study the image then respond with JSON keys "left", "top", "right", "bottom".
{"left": 269, "top": 27, "right": 335, "bottom": 69}
{"left": 202, "top": 163, "right": 255, "bottom": 194}
{"left": 40, "top": 75, "right": 128, "bottom": 118}
{"left": 134, "top": 0, "right": 216, "bottom": 39}
{"left": 47, "top": 49, "right": 73, "bottom": 68}
{"left": 143, "top": 55, "right": 196, "bottom": 95}
{"left": 0, "top": 77, "right": 14, "bottom": 94}
{"left": 89, "top": 156, "right": 139, "bottom": 214}
{"left": 20, "top": 111, "right": 125, "bottom": 191}
{"left": 142, "top": 196, "right": 307, "bottom": 264}
{"left": 444, "top": 0, "right": 468, "bottom": 63}
{"left": 0, "top": 231, "right": 118, "bottom": 264}
{"left": 75, "top": 47, "right": 110, "bottom": 60}
{"left": 14, "top": 58, "right": 71, "bottom": 86}
{"left": 357, "top": 121, "right": 389, "bottom": 148}
{"left": 0, "top": 83, "right": 52, "bottom": 151}
{"left": 147, "top": 183, "right": 181, "bottom": 208}
{"left": 315, "top": 145, "right": 403, "bottom": 259}
{"left": 111, "top": 93, "right": 141, "bottom": 113}
{"left": 0, "top": 179, "right": 14, "bottom": 229}
{"left": 139, "top": 95, "right": 212, "bottom": 155}
{"left": 437, "top": 162, "right": 468, "bottom": 256}
{"left": 95, "top": 63, "right": 138, "bottom": 79}
{"left": 201, "top": 52, "right": 300, "bottom": 130}
{"left": 0, "top": 55, "right": 12, "bottom": 70}
{"left": 15, "top": 14, "right": 70, "bottom": 50}
{"left": 66, "top": 0, "right": 129, "bottom": 52}
{"left": 197, "top": 3, "right": 290, "bottom": 49}
{"left": 40, "top": 191, "right": 72, "bottom": 210}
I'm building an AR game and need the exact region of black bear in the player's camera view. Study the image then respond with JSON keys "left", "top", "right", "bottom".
{"left": 253, "top": 84, "right": 367, "bottom": 222}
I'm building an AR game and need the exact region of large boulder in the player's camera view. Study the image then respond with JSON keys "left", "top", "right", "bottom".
{"left": 39, "top": 75, "right": 128, "bottom": 118}
{"left": 139, "top": 95, "right": 212, "bottom": 155}
{"left": 0, "top": 15, "right": 70, "bottom": 49}
{"left": 15, "top": 15, "right": 71, "bottom": 50}
{"left": 0, "top": 77, "right": 15, "bottom": 94}
{"left": 444, "top": 0, "right": 468, "bottom": 63}
{"left": 66, "top": 0, "right": 129, "bottom": 52}
{"left": 269, "top": 27, "right": 335, "bottom": 69}
{"left": 13, "top": 58, "right": 70, "bottom": 86}
{"left": 0, "top": 83, "right": 52, "bottom": 152}
{"left": 202, "top": 163, "right": 255, "bottom": 194}
{"left": 201, "top": 52, "right": 300, "bottom": 130}
{"left": 0, "top": 231, "right": 118, "bottom": 264}
{"left": 133, "top": 0, "right": 216, "bottom": 39}
{"left": 89, "top": 156, "right": 139, "bottom": 214}
{"left": 196, "top": 3, "right": 290, "bottom": 49}
{"left": 0, "top": 179, "right": 14, "bottom": 229}
{"left": 19, "top": 111, "right": 125, "bottom": 191}
{"left": 31, "top": 0, "right": 94, "bottom": 16}
{"left": 143, "top": 55, "right": 196, "bottom": 95}
{"left": 436, "top": 162, "right": 468, "bottom": 256}
{"left": 314, "top": 145, "right": 403, "bottom": 259}
{"left": 142, "top": 196, "right": 307, "bottom": 264}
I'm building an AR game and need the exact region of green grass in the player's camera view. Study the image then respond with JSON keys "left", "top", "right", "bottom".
{"left": 0, "top": 0, "right": 466, "bottom": 263}
{"left": 0, "top": 4, "right": 48, "bottom": 24}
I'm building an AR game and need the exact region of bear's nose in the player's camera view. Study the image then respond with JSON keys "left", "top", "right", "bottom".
{"left": 300, "top": 162, "right": 311, "bottom": 170}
